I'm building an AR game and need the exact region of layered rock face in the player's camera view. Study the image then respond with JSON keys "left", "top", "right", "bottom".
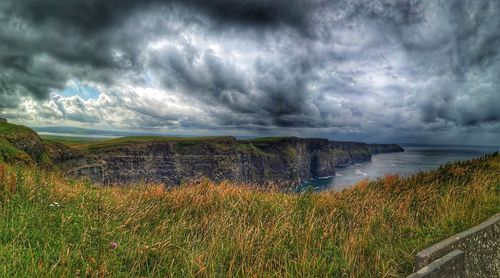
{"left": 0, "top": 123, "right": 405, "bottom": 186}
{"left": 50, "top": 137, "right": 399, "bottom": 186}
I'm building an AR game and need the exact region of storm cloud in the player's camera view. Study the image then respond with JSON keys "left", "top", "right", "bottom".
{"left": 0, "top": 0, "right": 499, "bottom": 145}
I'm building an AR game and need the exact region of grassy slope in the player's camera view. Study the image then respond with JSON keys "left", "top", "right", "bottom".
{"left": 0, "top": 123, "right": 38, "bottom": 164}
{"left": 41, "top": 135, "right": 302, "bottom": 159}
{"left": 43, "top": 136, "right": 236, "bottom": 151}
{"left": 0, "top": 122, "right": 36, "bottom": 135}
{"left": 0, "top": 153, "right": 499, "bottom": 277}
{"left": 241, "top": 137, "right": 295, "bottom": 143}
{"left": 40, "top": 135, "right": 107, "bottom": 148}
{"left": 42, "top": 135, "right": 301, "bottom": 150}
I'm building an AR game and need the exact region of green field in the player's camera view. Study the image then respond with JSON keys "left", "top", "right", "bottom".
{"left": 40, "top": 135, "right": 107, "bottom": 146}
{"left": 40, "top": 135, "right": 236, "bottom": 150}
{"left": 39, "top": 134, "right": 305, "bottom": 154}
{"left": 40, "top": 133, "right": 301, "bottom": 150}
{"left": 0, "top": 152, "right": 498, "bottom": 277}
{"left": 241, "top": 137, "right": 295, "bottom": 143}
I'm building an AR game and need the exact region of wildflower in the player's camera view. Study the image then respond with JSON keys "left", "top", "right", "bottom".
{"left": 110, "top": 242, "right": 118, "bottom": 249}
{"left": 49, "top": 202, "right": 61, "bottom": 207}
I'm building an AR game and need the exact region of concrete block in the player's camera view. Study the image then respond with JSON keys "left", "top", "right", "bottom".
{"left": 408, "top": 250, "right": 465, "bottom": 278}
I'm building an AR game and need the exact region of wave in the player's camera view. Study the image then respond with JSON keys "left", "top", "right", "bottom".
{"left": 355, "top": 169, "right": 367, "bottom": 176}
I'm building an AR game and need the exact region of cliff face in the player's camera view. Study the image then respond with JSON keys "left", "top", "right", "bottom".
{"left": 49, "top": 137, "right": 385, "bottom": 186}
{"left": 0, "top": 123, "right": 405, "bottom": 186}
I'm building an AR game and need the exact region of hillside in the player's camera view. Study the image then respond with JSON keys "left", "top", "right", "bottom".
{"left": 1, "top": 123, "right": 403, "bottom": 186}
{"left": 0, "top": 122, "right": 51, "bottom": 166}
{"left": 0, "top": 152, "right": 498, "bottom": 276}
{"left": 58, "top": 136, "right": 375, "bottom": 185}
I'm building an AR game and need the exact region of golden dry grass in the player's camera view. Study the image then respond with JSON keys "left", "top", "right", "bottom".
{"left": 0, "top": 153, "right": 499, "bottom": 277}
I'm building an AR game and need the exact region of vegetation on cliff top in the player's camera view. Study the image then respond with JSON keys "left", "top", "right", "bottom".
{"left": 0, "top": 122, "right": 45, "bottom": 165}
{"left": 41, "top": 135, "right": 106, "bottom": 148}
{"left": 42, "top": 135, "right": 331, "bottom": 150}
{"left": 81, "top": 136, "right": 236, "bottom": 150}
{"left": 242, "top": 137, "right": 299, "bottom": 143}
{"left": 41, "top": 134, "right": 336, "bottom": 157}
{"left": 1, "top": 152, "right": 498, "bottom": 277}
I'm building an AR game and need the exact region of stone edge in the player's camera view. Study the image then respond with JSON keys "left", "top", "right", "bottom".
{"left": 407, "top": 250, "right": 465, "bottom": 278}
{"left": 414, "top": 212, "right": 500, "bottom": 268}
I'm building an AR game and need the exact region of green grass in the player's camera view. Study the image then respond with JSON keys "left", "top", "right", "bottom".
{"left": 242, "top": 137, "right": 293, "bottom": 143}
{"left": 0, "top": 123, "right": 39, "bottom": 165}
{"left": 40, "top": 135, "right": 237, "bottom": 150}
{"left": 44, "top": 136, "right": 291, "bottom": 150}
{"left": 40, "top": 135, "right": 108, "bottom": 147}
{"left": 0, "top": 139, "right": 31, "bottom": 164}
{"left": 0, "top": 153, "right": 499, "bottom": 277}
{"left": 82, "top": 136, "right": 235, "bottom": 151}
{"left": 0, "top": 122, "right": 35, "bottom": 135}
{"left": 44, "top": 136, "right": 310, "bottom": 151}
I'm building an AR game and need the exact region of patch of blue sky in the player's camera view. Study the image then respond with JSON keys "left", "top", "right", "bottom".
{"left": 59, "top": 80, "right": 100, "bottom": 100}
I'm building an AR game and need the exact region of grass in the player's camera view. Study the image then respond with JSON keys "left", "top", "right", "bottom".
{"left": 80, "top": 136, "right": 235, "bottom": 151}
{"left": 0, "top": 153, "right": 498, "bottom": 277}
{"left": 42, "top": 135, "right": 291, "bottom": 149}
{"left": 0, "top": 122, "right": 35, "bottom": 135}
{"left": 38, "top": 134, "right": 237, "bottom": 150}
{"left": 42, "top": 135, "right": 305, "bottom": 155}
{"left": 0, "top": 123, "right": 41, "bottom": 165}
{"left": 242, "top": 137, "right": 293, "bottom": 143}
{"left": 47, "top": 135, "right": 294, "bottom": 151}
{"left": 40, "top": 135, "right": 108, "bottom": 148}
{"left": 0, "top": 139, "right": 31, "bottom": 164}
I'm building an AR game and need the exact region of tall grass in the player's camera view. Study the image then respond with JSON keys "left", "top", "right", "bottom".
{"left": 1, "top": 153, "right": 499, "bottom": 277}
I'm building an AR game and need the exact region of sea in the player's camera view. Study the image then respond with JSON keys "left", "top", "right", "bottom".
{"left": 299, "top": 144, "right": 499, "bottom": 192}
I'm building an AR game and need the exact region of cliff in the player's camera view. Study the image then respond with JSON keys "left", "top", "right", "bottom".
{"left": 0, "top": 122, "right": 50, "bottom": 166}
{"left": 0, "top": 123, "right": 405, "bottom": 186}
{"left": 51, "top": 137, "right": 399, "bottom": 186}
{"left": 367, "top": 144, "right": 405, "bottom": 154}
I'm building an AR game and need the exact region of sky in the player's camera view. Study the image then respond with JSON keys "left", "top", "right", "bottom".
{"left": 0, "top": 0, "right": 499, "bottom": 145}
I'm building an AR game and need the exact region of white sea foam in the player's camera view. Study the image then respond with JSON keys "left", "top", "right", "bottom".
{"left": 355, "top": 169, "right": 367, "bottom": 176}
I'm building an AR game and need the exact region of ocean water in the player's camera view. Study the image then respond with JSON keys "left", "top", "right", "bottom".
{"left": 300, "top": 144, "right": 499, "bottom": 191}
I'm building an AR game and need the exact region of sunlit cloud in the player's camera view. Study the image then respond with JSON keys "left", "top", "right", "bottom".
{"left": 0, "top": 0, "right": 499, "bottom": 145}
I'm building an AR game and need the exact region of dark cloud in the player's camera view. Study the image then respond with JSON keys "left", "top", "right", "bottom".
{"left": 0, "top": 0, "right": 316, "bottom": 106}
{"left": 6, "top": 0, "right": 315, "bottom": 34}
{"left": 0, "top": 0, "right": 499, "bottom": 145}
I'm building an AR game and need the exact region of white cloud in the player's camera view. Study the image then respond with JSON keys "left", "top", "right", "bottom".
{"left": 1, "top": 0, "right": 499, "bottom": 145}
